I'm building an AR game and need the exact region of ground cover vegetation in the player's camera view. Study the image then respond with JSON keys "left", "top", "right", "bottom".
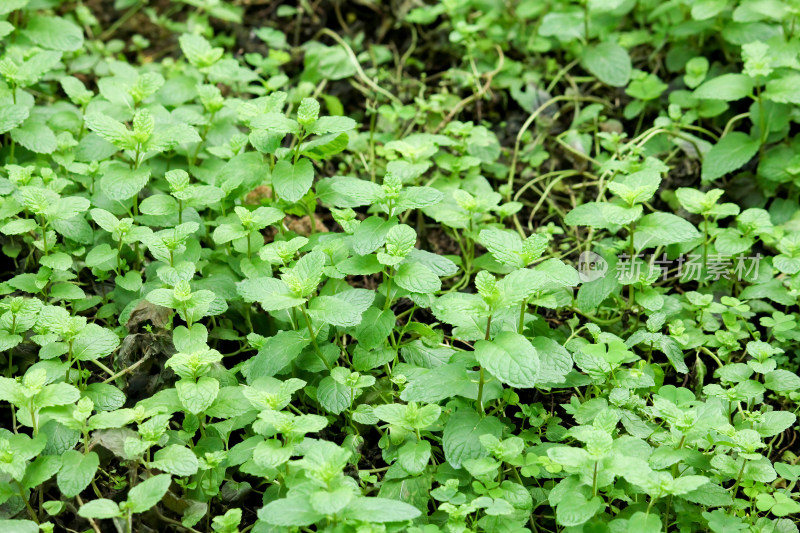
{"left": 0, "top": 0, "right": 799, "bottom": 532}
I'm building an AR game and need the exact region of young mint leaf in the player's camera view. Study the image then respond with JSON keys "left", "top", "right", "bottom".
{"left": 23, "top": 16, "right": 84, "bottom": 52}
{"left": 475, "top": 331, "right": 540, "bottom": 388}
{"left": 150, "top": 445, "right": 199, "bottom": 476}
{"left": 176, "top": 377, "right": 219, "bottom": 415}
{"left": 0, "top": 105, "right": 29, "bottom": 134}
{"left": 702, "top": 132, "right": 760, "bottom": 183}
{"left": 340, "top": 497, "right": 421, "bottom": 523}
{"left": 308, "top": 116, "right": 357, "bottom": 135}
{"left": 272, "top": 158, "right": 314, "bottom": 203}
{"left": 633, "top": 213, "right": 700, "bottom": 250}
{"left": 258, "top": 496, "right": 324, "bottom": 527}
{"left": 179, "top": 34, "right": 224, "bottom": 68}
{"left": 581, "top": 41, "right": 631, "bottom": 87}
{"left": 78, "top": 499, "right": 122, "bottom": 519}
{"left": 237, "top": 277, "right": 306, "bottom": 311}
{"left": 394, "top": 262, "right": 441, "bottom": 294}
{"left": 443, "top": 410, "right": 504, "bottom": 468}
{"left": 72, "top": 324, "right": 120, "bottom": 361}
{"left": 693, "top": 73, "right": 753, "bottom": 101}
{"left": 57, "top": 450, "right": 99, "bottom": 498}
{"left": 125, "top": 473, "right": 172, "bottom": 513}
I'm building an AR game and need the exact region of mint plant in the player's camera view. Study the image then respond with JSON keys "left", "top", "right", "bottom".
{"left": 0, "top": 1, "right": 798, "bottom": 532}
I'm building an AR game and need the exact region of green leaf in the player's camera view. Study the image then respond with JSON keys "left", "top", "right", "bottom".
{"left": 556, "top": 492, "right": 604, "bottom": 526}
{"left": 213, "top": 224, "right": 248, "bottom": 245}
{"left": 397, "top": 439, "right": 431, "bottom": 475}
{"left": 1, "top": 219, "right": 37, "bottom": 236}
{"left": 0, "top": 521, "right": 38, "bottom": 533}
{"left": 0, "top": 105, "right": 29, "bottom": 134}
{"left": 23, "top": 16, "right": 84, "bottom": 52}
{"left": 607, "top": 169, "right": 661, "bottom": 205}
{"left": 379, "top": 224, "right": 416, "bottom": 265}
{"left": 300, "top": 132, "right": 349, "bottom": 160}
{"left": 691, "top": 0, "right": 727, "bottom": 20}
{"left": 50, "top": 283, "right": 86, "bottom": 301}
{"left": 763, "top": 73, "right": 800, "bottom": 104}
{"left": 237, "top": 277, "right": 305, "bottom": 311}
{"left": 57, "top": 450, "right": 99, "bottom": 498}
{"left": 22, "top": 455, "right": 62, "bottom": 491}
{"left": 0, "top": 0, "right": 27, "bottom": 16}
{"left": 352, "top": 307, "right": 395, "bottom": 351}
{"left": 0, "top": 22, "right": 14, "bottom": 39}
{"left": 702, "top": 132, "right": 760, "bottom": 183}
{"left": 627, "top": 512, "right": 661, "bottom": 533}
{"left": 86, "top": 243, "right": 118, "bottom": 271}
{"left": 11, "top": 119, "right": 57, "bottom": 154}
{"left": 249, "top": 330, "right": 310, "bottom": 380}
{"left": 532, "top": 337, "right": 573, "bottom": 385}
{"left": 100, "top": 164, "right": 151, "bottom": 201}
{"left": 83, "top": 383, "right": 126, "bottom": 411}
{"left": 308, "top": 116, "right": 357, "bottom": 135}
{"left": 37, "top": 383, "right": 80, "bottom": 408}
{"left": 84, "top": 114, "right": 131, "bottom": 148}
{"left": 72, "top": 324, "right": 120, "bottom": 361}
{"left": 126, "top": 473, "right": 172, "bottom": 513}
{"left": 272, "top": 158, "right": 314, "bottom": 203}
{"left": 78, "top": 499, "right": 121, "bottom": 519}
{"left": 754, "top": 411, "right": 796, "bottom": 437}
{"left": 150, "top": 445, "right": 199, "bottom": 476}
{"left": 176, "top": 377, "right": 219, "bottom": 415}
{"left": 669, "top": 475, "right": 709, "bottom": 495}
{"left": 475, "top": 331, "right": 540, "bottom": 388}
{"left": 40, "top": 252, "right": 73, "bottom": 271}
{"left": 684, "top": 57, "right": 709, "bottom": 88}
{"left": 316, "top": 376, "right": 352, "bottom": 414}
{"left": 581, "top": 41, "right": 631, "bottom": 87}
{"left": 297, "top": 98, "right": 320, "bottom": 126}
{"left": 564, "top": 203, "right": 642, "bottom": 229}
{"left": 401, "top": 363, "right": 479, "bottom": 403}
{"left": 443, "top": 410, "right": 504, "bottom": 468}
{"left": 394, "top": 262, "right": 440, "bottom": 294}
{"left": 373, "top": 402, "right": 441, "bottom": 429}
{"left": 308, "top": 295, "right": 363, "bottom": 327}
{"left": 140, "top": 195, "right": 178, "bottom": 216}
{"left": 352, "top": 216, "right": 396, "bottom": 255}
{"left": 258, "top": 496, "right": 324, "bottom": 526}
{"left": 764, "top": 370, "right": 800, "bottom": 392}
{"left": 179, "top": 34, "right": 223, "bottom": 68}
{"left": 116, "top": 271, "right": 143, "bottom": 292}
{"left": 478, "top": 228, "right": 539, "bottom": 268}
{"left": 693, "top": 74, "right": 753, "bottom": 101}
{"left": 682, "top": 482, "right": 732, "bottom": 507}
{"left": 633, "top": 212, "right": 700, "bottom": 250}
{"left": 0, "top": 331, "right": 22, "bottom": 353}
{"left": 325, "top": 177, "right": 383, "bottom": 207}
{"left": 250, "top": 113, "right": 300, "bottom": 135}
{"left": 341, "top": 497, "right": 421, "bottom": 523}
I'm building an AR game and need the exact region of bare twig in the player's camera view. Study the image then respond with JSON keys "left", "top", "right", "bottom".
{"left": 432, "top": 45, "right": 505, "bottom": 134}
{"left": 75, "top": 495, "right": 103, "bottom": 533}
{"left": 317, "top": 28, "right": 402, "bottom": 106}
{"left": 102, "top": 348, "right": 152, "bottom": 384}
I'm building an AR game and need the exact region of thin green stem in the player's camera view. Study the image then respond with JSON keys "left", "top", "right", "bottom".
{"left": 299, "top": 305, "right": 331, "bottom": 370}
{"left": 476, "top": 315, "right": 492, "bottom": 416}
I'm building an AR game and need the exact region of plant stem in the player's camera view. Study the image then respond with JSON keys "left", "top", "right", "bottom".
{"left": 476, "top": 315, "right": 492, "bottom": 416}
{"left": 16, "top": 482, "right": 38, "bottom": 524}
{"left": 299, "top": 305, "right": 331, "bottom": 370}
{"left": 383, "top": 272, "right": 393, "bottom": 311}
{"left": 730, "top": 460, "right": 747, "bottom": 496}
